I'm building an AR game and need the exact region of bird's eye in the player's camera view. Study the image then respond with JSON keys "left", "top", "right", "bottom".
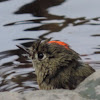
{"left": 38, "top": 52, "right": 44, "bottom": 59}
{"left": 35, "top": 52, "right": 46, "bottom": 60}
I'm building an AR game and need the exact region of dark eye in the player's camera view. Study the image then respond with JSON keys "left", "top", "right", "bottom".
{"left": 38, "top": 52, "right": 44, "bottom": 59}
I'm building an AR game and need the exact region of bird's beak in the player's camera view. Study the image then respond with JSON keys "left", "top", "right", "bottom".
{"left": 16, "top": 45, "right": 31, "bottom": 56}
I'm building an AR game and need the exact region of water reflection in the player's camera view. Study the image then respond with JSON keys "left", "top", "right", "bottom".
{"left": 0, "top": 0, "right": 100, "bottom": 92}
{"left": 15, "top": 0, "right": 66, "bottom": 18}
{"left": 0, "top": 42, "right": 38, "bottom": 92}
{"left": 4, "top": 16, "right": 100, "bottom": 39}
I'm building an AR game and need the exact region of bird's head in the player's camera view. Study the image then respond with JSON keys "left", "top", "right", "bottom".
{"left": 17, "top": 38, "right": 80, "bottom": 76}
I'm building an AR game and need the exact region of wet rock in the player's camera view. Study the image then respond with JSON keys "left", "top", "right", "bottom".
{"left": 0, "top": 70, "right": 100, "bottom": 100}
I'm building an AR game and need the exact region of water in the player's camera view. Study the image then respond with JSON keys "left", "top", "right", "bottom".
{"left": 0, "top": 0, "right": 100, "bottom": 92}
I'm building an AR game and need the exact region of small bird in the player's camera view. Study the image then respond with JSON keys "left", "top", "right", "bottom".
{"left": 17, "top": 38, "right": 95, "bottom": 90}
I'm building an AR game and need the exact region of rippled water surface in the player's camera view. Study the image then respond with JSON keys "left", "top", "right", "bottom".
{"left": 0, "top": 0, "right": 100, "bottom": 92}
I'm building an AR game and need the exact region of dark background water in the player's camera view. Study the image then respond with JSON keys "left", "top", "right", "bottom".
{"left": 0, "top": 0, "right": 100, "bottom": 92}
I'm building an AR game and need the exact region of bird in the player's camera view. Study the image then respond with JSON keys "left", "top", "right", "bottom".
{"left": 17, "top": 38, "right": 95, "bottom": 90}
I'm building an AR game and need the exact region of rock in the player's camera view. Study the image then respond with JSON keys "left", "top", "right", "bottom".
{"left": 0, "top": 92, "right": 22, "bottom": 100}
{"left": 0, "top": 70, "right": 100, "bottom": 100}
{"left": 75, "top": 70, "right": 100, "bottom": 100}
{"left": 0, "top": 90, "right": 84, "bottom": 100}
{"left": 24, "top": 90, "right": 84, "bottom": 100}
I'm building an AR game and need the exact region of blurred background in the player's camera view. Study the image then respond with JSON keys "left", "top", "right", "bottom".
{"left": 0, "top": 0, "right": 100, "bottom": 92}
